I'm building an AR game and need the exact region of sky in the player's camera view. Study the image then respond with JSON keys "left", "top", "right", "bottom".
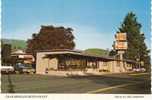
{"left": 2, "top": 0, "right": 151, "bottom": 50}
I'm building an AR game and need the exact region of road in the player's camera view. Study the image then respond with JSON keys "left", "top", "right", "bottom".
{"left": 1, "top": 72, "right": 151, "bottom": 94}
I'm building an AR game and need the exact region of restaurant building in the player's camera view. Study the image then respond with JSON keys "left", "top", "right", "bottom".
{"left": 36, "top": 49, "right": 136, "bottom": 75}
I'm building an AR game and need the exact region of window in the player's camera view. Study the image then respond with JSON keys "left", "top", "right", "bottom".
{"left": 116, "top": 61, "right": 120, "bottom": 67}
{"left": 102, "top": 62, "right": 107, "bottom": 66}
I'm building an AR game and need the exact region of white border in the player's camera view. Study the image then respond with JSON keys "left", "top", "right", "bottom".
{"left": 0, "top": 0, "right": 151, "bottom": 100}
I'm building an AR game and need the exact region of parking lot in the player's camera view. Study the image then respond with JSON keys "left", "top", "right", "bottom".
{"left": 1, "top": 72, "right": 151, "bottom": 94}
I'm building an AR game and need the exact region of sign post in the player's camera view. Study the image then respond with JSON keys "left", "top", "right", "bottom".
{"left": 114, "top": 32, "right": 128, "bottom": 72}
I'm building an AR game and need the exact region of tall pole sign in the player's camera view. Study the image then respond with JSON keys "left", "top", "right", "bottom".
{"left": 113, "top": 32, "right": 128, "bottom": 72}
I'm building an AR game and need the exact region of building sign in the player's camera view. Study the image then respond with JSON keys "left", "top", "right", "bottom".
{"left": 115, "top": 33, "right": 127, "bottom": 41}
{"left": 18, "top": 54, "right": 35, "bottom": 62}
{"left": 114, "top": 41, "right": 128, "bottom": 50}
{"left": 19, "top": 55, "right": 24, "bottom": 58}
{"left": 114, "top": 32, "right": 128, "bottom": 50}
{"left": 24, "top": 55, "right": 34, "bottom": 59}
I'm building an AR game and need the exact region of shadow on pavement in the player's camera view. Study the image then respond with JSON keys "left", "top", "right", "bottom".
{"left": 7, "top": 73, "right": 15, "bottom": 93}
{"left": 67, "top": 74, "right": 151, "bottom": 94}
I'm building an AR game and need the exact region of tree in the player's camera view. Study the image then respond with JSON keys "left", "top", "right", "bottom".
{"left": 26, "top": 25, "right": 75, "bottom": 56}
{"left": 1, "top": 43, "right": 12, "bottom": 65}
{"left": 118, "top": 12, "right": 150, "bottom": 71}
{"left": 109, "top": 49, "right": 117, "bottom": 57}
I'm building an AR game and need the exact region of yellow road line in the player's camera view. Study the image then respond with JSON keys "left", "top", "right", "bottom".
{"left": 129, "top": 73, "right": 149, "bottom": 76}
{"left": 87, "top": 83, "right": 139, "bottom": 93}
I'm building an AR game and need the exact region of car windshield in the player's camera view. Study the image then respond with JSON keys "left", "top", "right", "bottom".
{"left": 16, "top": 63, "right": 33, "bottom": 68}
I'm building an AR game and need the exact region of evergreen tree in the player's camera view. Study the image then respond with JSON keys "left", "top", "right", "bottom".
{"left": 118, "top": 12, "right": 150, "bottom": 71}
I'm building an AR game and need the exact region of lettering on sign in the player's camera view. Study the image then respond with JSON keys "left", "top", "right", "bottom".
{"left": 115, "top": 33, "right": 127, "bottom": 41}
{"left": 114, "top": 41, "right": 128, "bottom": 50}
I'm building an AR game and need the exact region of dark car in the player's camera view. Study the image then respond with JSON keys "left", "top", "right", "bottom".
{"left": 15, "top": 63, "right": 35, "bottom": 74}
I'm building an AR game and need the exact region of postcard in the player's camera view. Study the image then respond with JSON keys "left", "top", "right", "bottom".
{"left": 0, "top": 0, "right": 151, "bottom": 100}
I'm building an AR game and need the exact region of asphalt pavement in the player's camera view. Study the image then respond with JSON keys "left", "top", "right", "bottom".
{"left": 1, "top": 72, "right": 151, "bottom": 94}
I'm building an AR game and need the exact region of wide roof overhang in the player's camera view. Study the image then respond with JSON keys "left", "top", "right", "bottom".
{"left": 38, "top": 49, "right": 136, "bottom": 63}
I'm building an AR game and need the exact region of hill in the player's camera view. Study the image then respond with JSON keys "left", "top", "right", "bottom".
{"left": 1, "top": 39, "right": 27, "bottom": 50}
{"left": 84, "top": 48, "right": 109, "bottom": 56}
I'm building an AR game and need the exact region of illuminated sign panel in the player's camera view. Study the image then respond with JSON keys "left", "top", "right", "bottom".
{"left": 114, "top": 41, "right": 128, "bottom": 50}
{"left": 18, "top": 55, "right": 24, "bottom": 58}
{"left": 115, "top": 33, "right": 127, "bottom": 41}
{"left": 18, "top": 55, "right": 34, "bottom": 60}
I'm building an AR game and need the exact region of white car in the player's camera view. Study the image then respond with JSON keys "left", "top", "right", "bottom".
{"left": 141, "top": 68, "right": 146, "bottom": 72}
{"left": 1, "top": 66, "right": 14, "bottom": 73}
{"left": 133, "top": 68, "right": 146, "bottom": 72}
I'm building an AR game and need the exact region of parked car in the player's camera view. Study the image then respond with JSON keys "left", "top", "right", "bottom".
{"left": 1, "top": 66, "right": 15, "bottom": 74}
{"left": 132, "top": 68, "right": 146, "bottom": 72}
{"left": 15, "top": 63, "right": 35, "bottom": 74}
{"left": 22, "top": 67, "right": 35, "bottom": 74}
{"left": 133, "top": 68, "right": 140, "bottom": 72}
{"left": 141, "top": 68, "right": 146, "bottom": 72}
